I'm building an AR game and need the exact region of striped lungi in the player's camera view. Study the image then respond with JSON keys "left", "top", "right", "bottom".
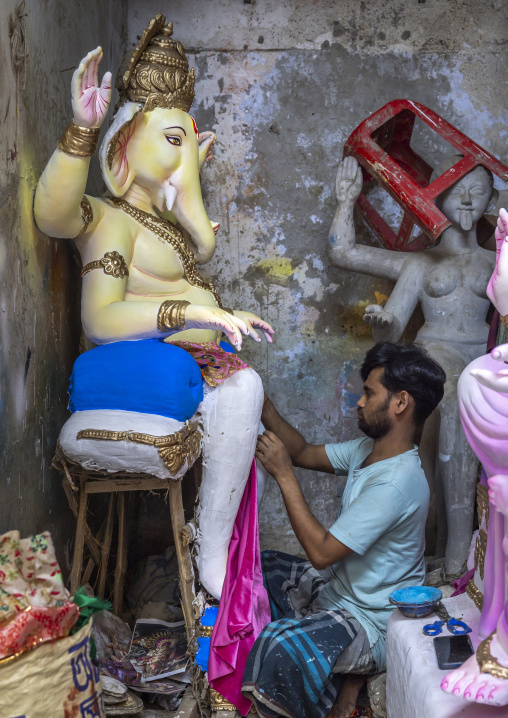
{"left": 242, "top": 551, "right": 375, "bottom": 718}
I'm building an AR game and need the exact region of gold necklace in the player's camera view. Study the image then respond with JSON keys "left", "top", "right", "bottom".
{"left": 110, "top": 197, "right": 223, "bottom": 308}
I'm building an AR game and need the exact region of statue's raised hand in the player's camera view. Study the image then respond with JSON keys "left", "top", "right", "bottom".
{"left": 336, "top": 156, "right": 363, "bottom": 204}
{"left": 198, "top": 132, "right": 217, "bottom": 170}
{"left": 71, "top": 47, "right": 112, "bottom": 128}
{"left": 487, "top": 207, "right": 508, "bottom": 316}
{"left": 363, "top": 304, "right": 395, "bottom": 329}
{"left": 470, "top": 344, "right": 508, "bottom": 394}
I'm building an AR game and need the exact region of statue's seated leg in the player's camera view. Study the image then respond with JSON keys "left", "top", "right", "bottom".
{"left": 438, "top": 388, "right": 478, "bottom": 578}
{"left": 197, "top": 368, "right": 264, "bottom": 599}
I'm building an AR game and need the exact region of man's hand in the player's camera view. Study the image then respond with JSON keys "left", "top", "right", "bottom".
{"left": 256, "top": 431, "right": 294, "bottom": 482}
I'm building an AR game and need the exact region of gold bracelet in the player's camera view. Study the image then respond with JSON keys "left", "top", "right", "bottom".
{"left": 501, "top": 314, "right": 508, "bottom": 331}
{"left": 157, "top": 300, "right": 190, "bottom": 333}
{"left": 58, "top": 122, "right": 101, "bottom": 157}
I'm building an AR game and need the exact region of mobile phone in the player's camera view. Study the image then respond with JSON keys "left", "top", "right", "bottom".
{"left": 434, "top": 635, "right": 474, "bottom": 670}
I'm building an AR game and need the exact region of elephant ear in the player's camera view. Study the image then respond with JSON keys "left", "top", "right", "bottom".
{"left": 99, "top": 102, "right": 143, "bottom": 196}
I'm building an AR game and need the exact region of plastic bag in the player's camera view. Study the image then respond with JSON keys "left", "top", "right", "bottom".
{"left": 0, "top": 621, "right": 104, "bottom": 718}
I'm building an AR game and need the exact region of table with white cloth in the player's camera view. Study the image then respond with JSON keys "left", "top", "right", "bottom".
{"left": 386, "top": 592, "right": 508, "bottom": 718}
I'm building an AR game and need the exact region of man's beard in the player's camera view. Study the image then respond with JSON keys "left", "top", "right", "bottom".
{"left": 358, "top": 398, "right": 392, "bottom": 440}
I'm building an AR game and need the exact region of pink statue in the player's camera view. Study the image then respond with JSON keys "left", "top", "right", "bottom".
{"left": 441, "top": 208, "right": 508, "bottom": 705}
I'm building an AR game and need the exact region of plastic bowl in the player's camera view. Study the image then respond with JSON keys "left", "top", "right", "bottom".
{"left": 389, "top": 586, "right": 443, "bottom": 618}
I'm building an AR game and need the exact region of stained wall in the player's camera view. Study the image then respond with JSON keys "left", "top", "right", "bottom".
{"left": 0, "top": 0, "right": 127, "bottom": 569}
{"left": 128, "top": 0, "right": 508, "bottom": 554}
{"left": 2, "top": 1, "right": 507, "bottom": 562}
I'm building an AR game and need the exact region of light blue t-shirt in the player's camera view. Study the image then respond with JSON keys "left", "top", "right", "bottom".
{"left": 318, "top": 437, "right": 429, "bottom": 671}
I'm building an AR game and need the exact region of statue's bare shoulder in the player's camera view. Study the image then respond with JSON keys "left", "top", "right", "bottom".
{"left": 75, "top": 196, "right": 137, "bottom": 265}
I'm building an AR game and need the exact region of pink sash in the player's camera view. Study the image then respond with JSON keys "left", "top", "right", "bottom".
{"left": 208, "top": 461, "right": 271, "bottom": 715}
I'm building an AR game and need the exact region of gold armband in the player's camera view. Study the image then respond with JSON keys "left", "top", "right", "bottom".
{"left": 81, "top": 251, "right": 129, "bottom": 278}
{"left": 501, "top": 314, "right": 508, "bottom": 331}
{"left": 157, "top": 300, "right": 190, "bottom": 333}
{"left": 74, "top": 196, "right": 94, "bottom": 238}
{"left": 58, "top": 122, "right": 101, "bottom": 157}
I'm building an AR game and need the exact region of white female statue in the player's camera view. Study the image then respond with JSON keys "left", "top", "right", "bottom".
{"left": 328, "top": 154, "right": 496, "bottom": 577}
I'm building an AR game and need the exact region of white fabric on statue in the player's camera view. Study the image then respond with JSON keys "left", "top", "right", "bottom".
{"left": 58, "top": 409, "right": 196, "bottom": 479}
{"left": 386, "top": 593, "right": 507, "bottom": 717}
{"left": 197, "top": 368, "right": 264, "bottom": 599}
{"left": 59, "top": 368, "right": 264, "bottom": 600}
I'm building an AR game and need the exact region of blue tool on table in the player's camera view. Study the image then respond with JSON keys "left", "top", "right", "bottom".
{"left": 423, "top": 601, "right": 472, "bottom": 636}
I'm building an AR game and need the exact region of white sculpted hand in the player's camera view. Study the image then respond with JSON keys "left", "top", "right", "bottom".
{"left": 198, "top": 132, "right": 217, "bottom": 170}
{"left": 487, "top": 207, "right": 508, "bottom": 316}
{"left": 470, "top": 344, "right": 508, "bottom": 394}
{"left": 184, "top": 305, "right": 252, "bottom": 350}
{"left": 232, "top": 310, "right": 274, "bottom": 343}
{"left": 336, "top": 156, "right": 363, "bottom": 204}
{"left": 71, "top": 47, "right": 112, "bottom": 129}
{"left": 363, "top": 304, "right": 395, "bottom": 329}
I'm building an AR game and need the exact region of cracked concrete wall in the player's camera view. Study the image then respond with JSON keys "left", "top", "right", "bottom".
{"left": 0, "top": 0, "right": 127, "bottom": 571}
{"left": 129, "top": 0, "right": 508, "bottom": 554}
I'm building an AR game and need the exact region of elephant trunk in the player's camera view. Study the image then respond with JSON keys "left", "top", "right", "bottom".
{"left": 169, "top": 166, "right": 216, "bottom": 264}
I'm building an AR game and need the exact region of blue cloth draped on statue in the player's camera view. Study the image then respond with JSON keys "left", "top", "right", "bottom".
{"left": 69, "top": 339, "right": 236, "bottom": 422}
{"left": 68, "top": 339, "right": 208, "bottom": 421}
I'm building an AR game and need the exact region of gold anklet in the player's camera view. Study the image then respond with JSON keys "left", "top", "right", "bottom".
{"left": 476, "top": 631, "right": 508, "bottom": 680}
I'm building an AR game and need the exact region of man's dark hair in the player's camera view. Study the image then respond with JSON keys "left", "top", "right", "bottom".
{"left": 360, "top": 343, "right": 446, "bottom": 424}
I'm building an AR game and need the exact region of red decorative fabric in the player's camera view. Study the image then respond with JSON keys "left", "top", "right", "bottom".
{"left": 208, "top": 461, "right": 271, "bottom": 715}
{"left": 0, "top": 602, "right": 79, "bottom": 661}
{"left": 0, "top": 530, "right": 78, "bottom": 661}
{"left": 171, "top": 341, "right": 250, "bottom": 387}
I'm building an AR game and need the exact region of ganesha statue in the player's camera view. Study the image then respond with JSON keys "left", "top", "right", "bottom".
{"left": 441, "top": 208, "right": 508, "bottom": 706}
{"left": 34, "top": 15, "right": 273, "bottom": 599}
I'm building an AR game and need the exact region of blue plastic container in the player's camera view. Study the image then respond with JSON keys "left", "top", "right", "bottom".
{"left": 389, "top": 586, "right": 442, "bottom": 618}
{"left": 195, "top": 606, "right": 220, "bottom": 672}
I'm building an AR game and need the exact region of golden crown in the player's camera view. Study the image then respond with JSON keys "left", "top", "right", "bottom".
{"left": 118, "top": 14, "right": 195, "bottom": 112}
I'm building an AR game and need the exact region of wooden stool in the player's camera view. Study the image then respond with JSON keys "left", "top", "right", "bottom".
{"left": 52, "top": 450, "right": 196, "bottom": 637}
{"left": 52, "top": 448, "right": 240, "bottom": 716}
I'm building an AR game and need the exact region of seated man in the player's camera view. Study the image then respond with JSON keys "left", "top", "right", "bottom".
{"left": 242, "top": 342, "right": 446, "bottom": 718}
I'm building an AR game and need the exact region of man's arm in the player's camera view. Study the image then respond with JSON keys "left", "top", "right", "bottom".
{"left": 262, "top": 397, "right": 335, "bottom": 474}
{"left": 256, "top": 432, "right": 353, "bottom": 570}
